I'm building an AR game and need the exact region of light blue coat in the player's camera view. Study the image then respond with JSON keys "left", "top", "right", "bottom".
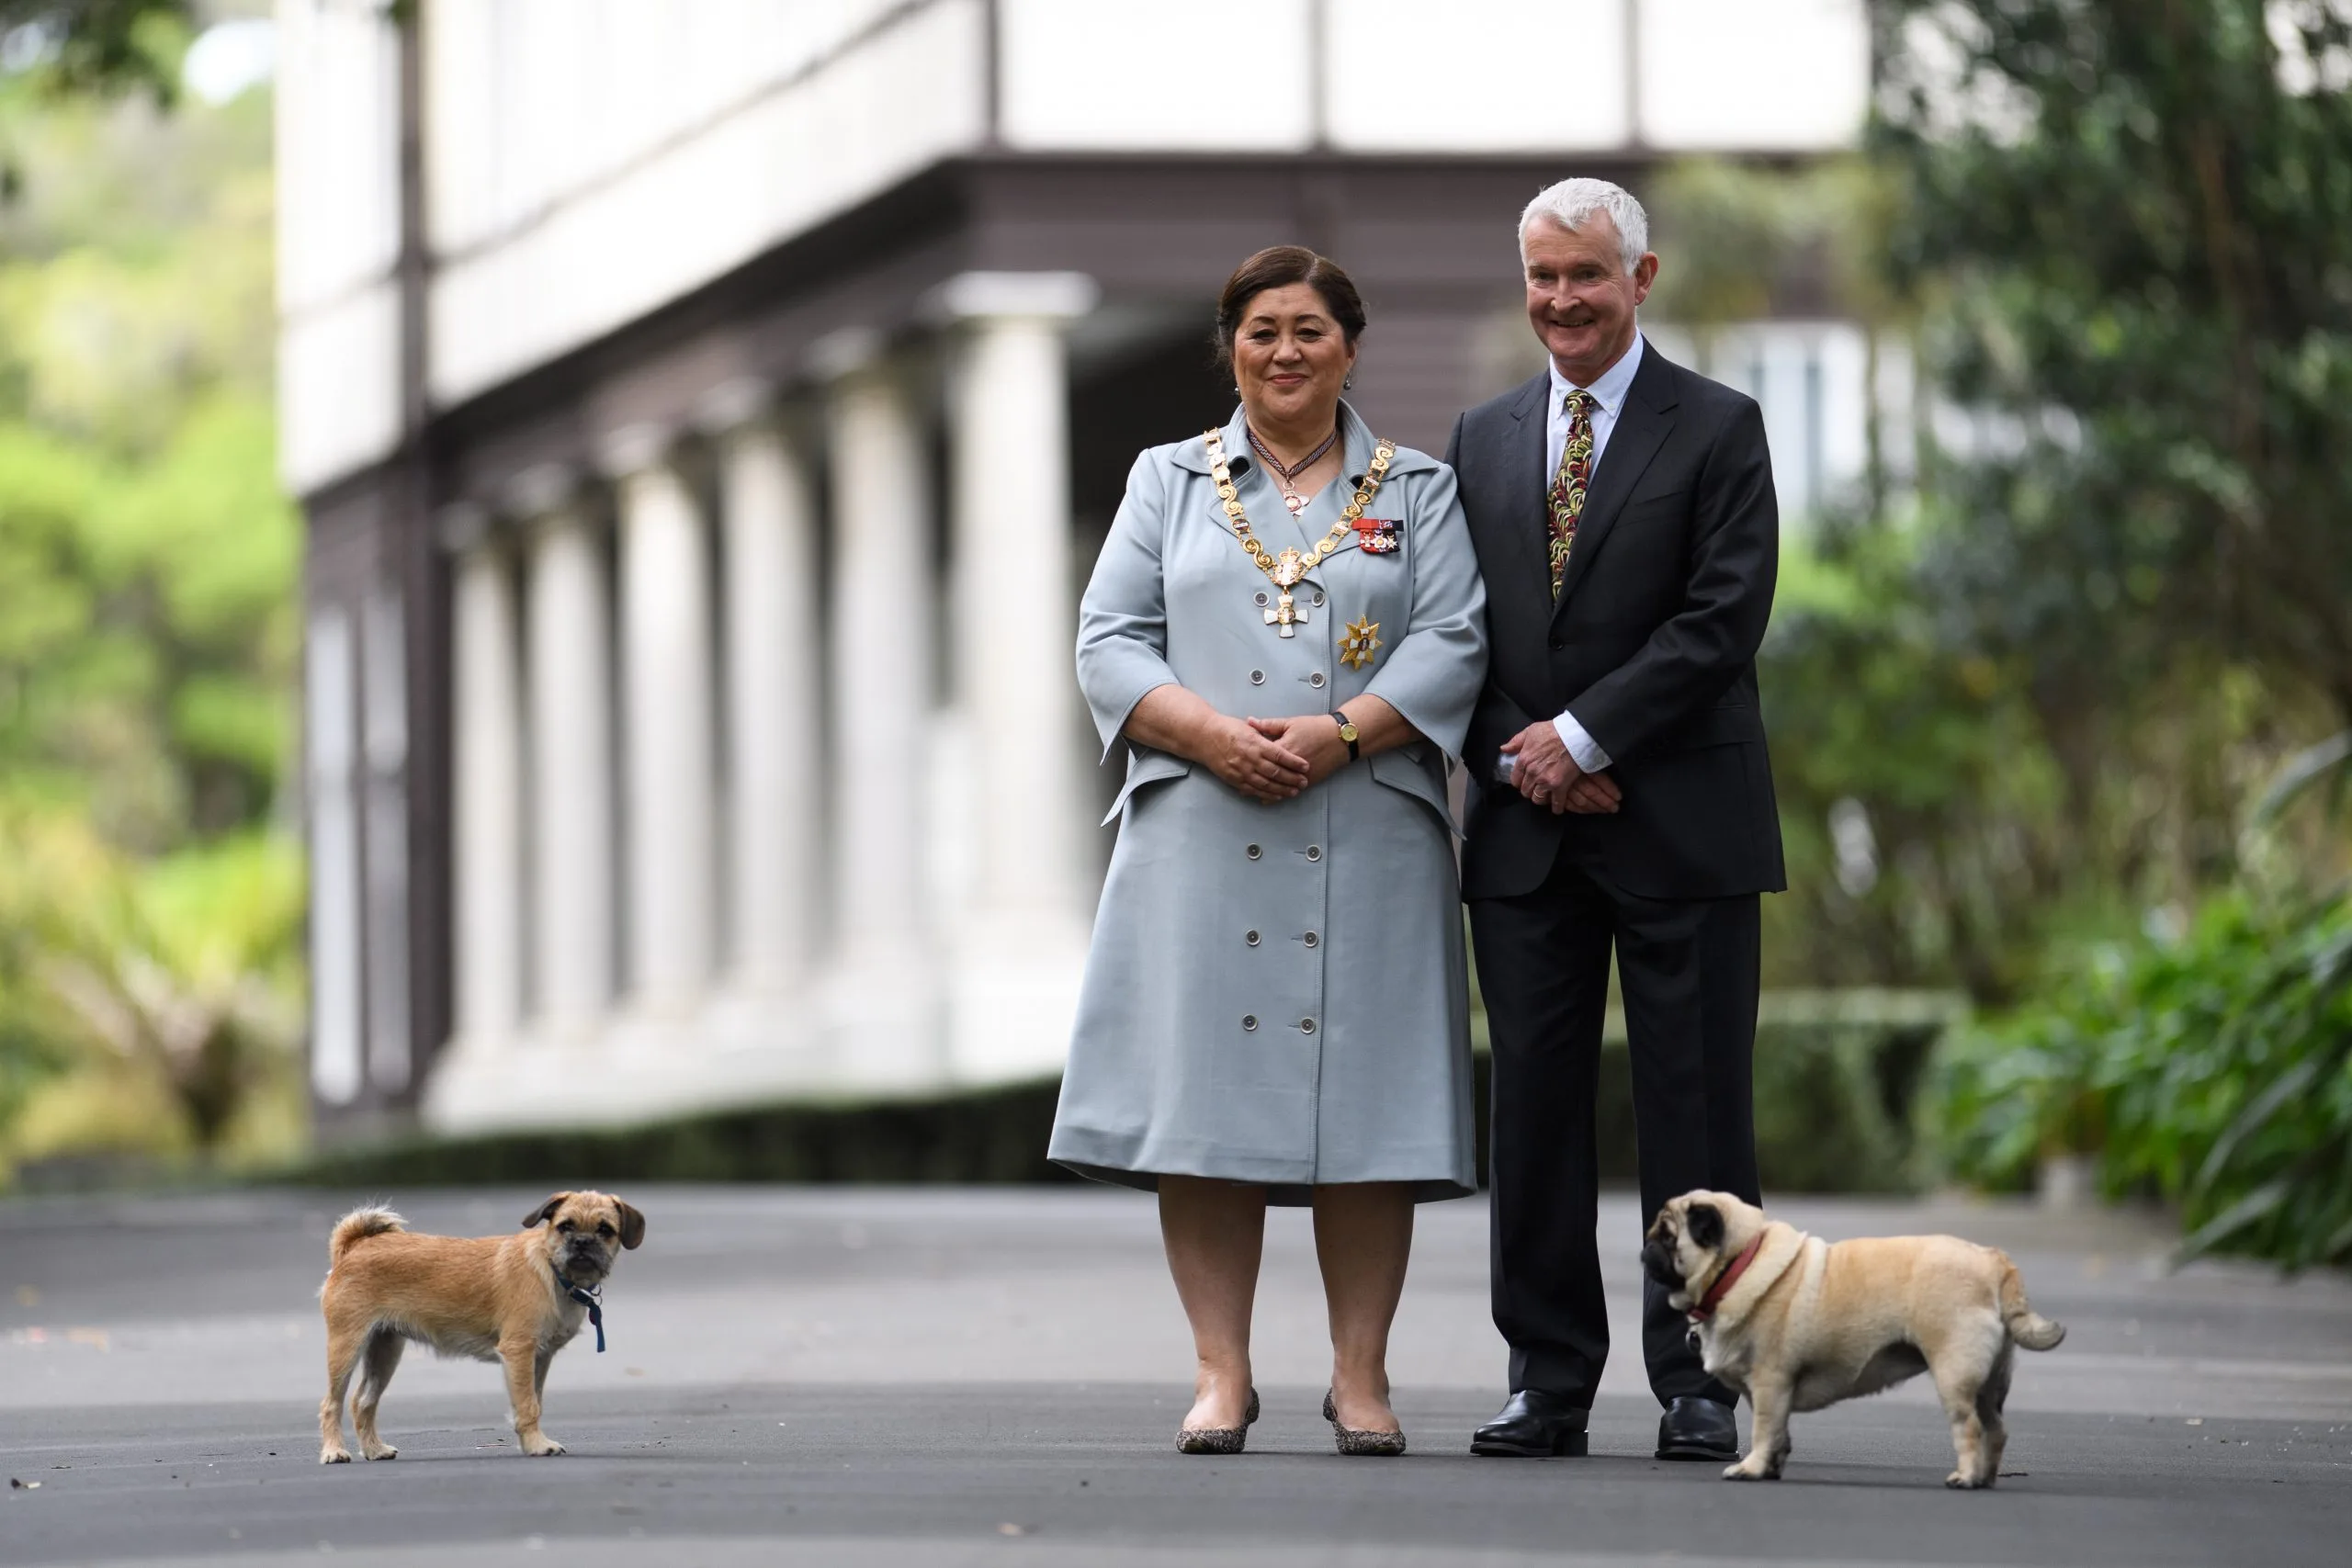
{"left": 1049, "top": 401, "right": 1489, "bottom": 1202}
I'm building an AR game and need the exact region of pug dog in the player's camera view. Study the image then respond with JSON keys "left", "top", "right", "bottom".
{"left": 1642, "top": 1190, "right": 2064, "bottom": 1488}
{"left": 316, "top": 1190, "right": 646, "bottom": 1463}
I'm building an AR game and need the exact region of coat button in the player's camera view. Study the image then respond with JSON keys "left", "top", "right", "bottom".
{"left": 1245, "top": 930, "right": 1261, "bottom": 946}
{"left": 1548, "top": 636, "right": 1565, "bottom": 650}
{"left": 1250, "top": 669, "right": 1266, "bottom": 685}
{"left": 1302, "top": 931, "right": 1318, "bottom": 948}
{"left": 1242, "top": 1015, "right": 1259, "bottom": 1032}
{"left": 1254, "top": 591, "right": 1271, "bottom": 607}
{"left": 1246, "top": 843, "right": 1261, "bottom": 860}
{"left": 1299, "top": 1018, "right": 1317, "bottom": 1034}
{"left": 1308, "top": 671, "right": 1326, "bottom": 689}
{"left": 1304, "top": 845, "right": 1322, "bottom": 862}
{"left": 1311, "top": 591, "right": 1326, "bottom": 606}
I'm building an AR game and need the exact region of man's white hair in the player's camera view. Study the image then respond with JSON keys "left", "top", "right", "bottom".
{"left": 1518, "top": 177, "right": 1650, "bottom": 272}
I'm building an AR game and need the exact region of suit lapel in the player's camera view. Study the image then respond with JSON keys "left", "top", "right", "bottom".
{"left": 1492, "top": 371, "right": 1555, "bottom": 639}
{"left": 1552, "top": 351, "right": 1678, "bottom": 619}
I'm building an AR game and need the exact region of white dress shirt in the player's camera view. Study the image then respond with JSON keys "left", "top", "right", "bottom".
{"left": 1544, "top": 332, "right": 1645, "bottom": 773}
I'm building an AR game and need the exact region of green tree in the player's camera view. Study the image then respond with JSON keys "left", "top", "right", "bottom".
{"left": 1873, "top": 0, "right": 2352, "bottom": 727}
{"left": 1859, "top": 2, "right": 2352, "bottom": 1253}
{"left": 0, "top": 21, "right": 300, "bottom": 1183}
{"left": 0, "top": 2, "right": 190, "bottom": 104}
{"left": 0, "top": 61, "right": 289, "bottom": 847}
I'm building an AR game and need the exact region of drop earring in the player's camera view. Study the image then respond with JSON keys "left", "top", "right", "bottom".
{"left": 1343, "top": 375, "right": 1354, "bottom": 389}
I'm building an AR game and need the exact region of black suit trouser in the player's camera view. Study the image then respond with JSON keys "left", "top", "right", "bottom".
{"left": 1470, "top": 848, "right": 1761, "bottom": 1408}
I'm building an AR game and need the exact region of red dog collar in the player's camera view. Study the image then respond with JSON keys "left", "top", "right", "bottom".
{"left": 1688, "top": 1235, "right": 1764, "bottom": 1323}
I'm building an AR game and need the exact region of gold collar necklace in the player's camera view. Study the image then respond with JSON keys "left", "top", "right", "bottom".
{"left": 1204, "top": 425, "right": 1395, "bottom": 637}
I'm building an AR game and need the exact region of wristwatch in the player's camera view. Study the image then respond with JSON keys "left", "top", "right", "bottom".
{"left": 1330, "top": 711, "right": 1361, "bottom": 761}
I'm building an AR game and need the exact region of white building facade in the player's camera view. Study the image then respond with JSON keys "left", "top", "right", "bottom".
{"left": 279, "top": 0, "right": 1878, "bottom": 1134}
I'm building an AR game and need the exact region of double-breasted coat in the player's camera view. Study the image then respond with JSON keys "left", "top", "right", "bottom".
{"left": 1048, "top": 401, "right": 1490, "bottom": 1202}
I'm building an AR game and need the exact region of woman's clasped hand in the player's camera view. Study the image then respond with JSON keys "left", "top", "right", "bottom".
{"left": 1216, "top": 714, "right": 1313, "bottom": 802}
{"left": 1246, "top": 714, "right": 1357, "bottom": 789}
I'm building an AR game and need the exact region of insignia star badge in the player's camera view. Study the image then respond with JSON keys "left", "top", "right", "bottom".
{"left": 1339, "top": 616, "right": 1383, "bottom": 671}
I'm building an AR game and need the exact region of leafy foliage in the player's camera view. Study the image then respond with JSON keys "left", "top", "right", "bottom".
{"left": 0, "top": 2, "right": 190, "bottom": 106}
{"left": 1848, "top": 3, "right": 2352, "bottom": 1259}
{"left": 1933, "top": 887, "right": 2352, "bottom": 1269}
{"left": 0, "top": 807, "right": 303, "bottom": 1181}
{"left": 1873, "top": 0, "right": 2352, "bottom": 725}
{"left": 0, "top": 54, "right": 288, "bottom": 840}
{"left": 0, "top": 37, "right": 300, "bottom": 1183}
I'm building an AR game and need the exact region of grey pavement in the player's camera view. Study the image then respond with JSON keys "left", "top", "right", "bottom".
{"left": 3, "top": 1186, "right": 2348, "bottom": 1567}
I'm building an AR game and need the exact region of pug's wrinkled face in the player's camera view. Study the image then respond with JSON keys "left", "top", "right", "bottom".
{"left": 1642, "top": 1193, "right": 1729, "bottom": 1303}
{"left": 524, "top": 1190, "right": 647, "bottom": 1283}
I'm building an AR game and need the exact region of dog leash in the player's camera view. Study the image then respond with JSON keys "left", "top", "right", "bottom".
{"left": 554, "top": 1269, "right": 606, "bottom": 1352}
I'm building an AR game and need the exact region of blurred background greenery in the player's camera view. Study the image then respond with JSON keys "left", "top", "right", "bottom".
{"left": 0, "top": 0, "right": 306, "bottom": 1187}
{"left": 0, "top": 1, "right": 2345, "bottom": 1268}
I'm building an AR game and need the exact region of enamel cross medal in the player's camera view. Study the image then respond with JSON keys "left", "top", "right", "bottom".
{"left": 1265, "top": 547, "right": 1309, "bottom": 637}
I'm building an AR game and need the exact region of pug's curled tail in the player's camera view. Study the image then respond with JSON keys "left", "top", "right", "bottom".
{"left": 328, "top": 1205, "right": 406, "bottom": 1266}
{"left": 1996, "top": 1253, "right": 2065, "bottom": 1350}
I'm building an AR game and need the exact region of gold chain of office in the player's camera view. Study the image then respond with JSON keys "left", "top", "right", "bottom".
{"left": 1202, "top": 427, "right": 1395, "bottom": 638}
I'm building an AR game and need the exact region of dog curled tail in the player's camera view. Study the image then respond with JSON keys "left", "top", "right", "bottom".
{"left": 327, "top": 1205, "right": 406, "bottom": 1269}
{"left": 1996, "top": 1252, "right": 2066, "bottom": 1350}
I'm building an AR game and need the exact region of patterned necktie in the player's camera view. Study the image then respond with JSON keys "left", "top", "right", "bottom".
{"left": 1548, "top": 389, "right": 1598, "bottom": 600}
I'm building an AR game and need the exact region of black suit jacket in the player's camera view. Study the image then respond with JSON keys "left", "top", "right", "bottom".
{"left": 1445, "top": 345, "right": 1786, "bottom": 902}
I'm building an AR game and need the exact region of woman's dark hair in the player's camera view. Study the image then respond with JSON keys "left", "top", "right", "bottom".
{"left": 1213, "top": 246, "right": 1368, "bottom": 372}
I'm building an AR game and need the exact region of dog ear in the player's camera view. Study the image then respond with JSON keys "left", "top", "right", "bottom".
{"left": 522, "top": 1193, "right": 570, "bottom": 1229}
{"left": 1686, "top": 1201, "right": 1725, "bottom": 1251}
{"left": 613, "top": 1200, "right": 647, "bottom": 1251}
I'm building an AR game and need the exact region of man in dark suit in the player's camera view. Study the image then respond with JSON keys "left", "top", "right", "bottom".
{"left": 1443, "top": 177, "right": 1785, "bottom": 1463}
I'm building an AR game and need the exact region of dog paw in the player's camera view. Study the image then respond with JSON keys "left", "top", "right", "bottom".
{"left": 521, "top": 1438, "right": 568, "bottom": 1458}
{"left": 1945, "top": 1471, "right": 1990, "bottom": 1490}
{"left": 361, "top": 1444, "right": 398, "bottom": 1461}
{"left": 319, "top": 1449, "right": 352, "bottom": 1465}
{"left": 1722, "top": 1461, "right": 1770, "bottom": 1481}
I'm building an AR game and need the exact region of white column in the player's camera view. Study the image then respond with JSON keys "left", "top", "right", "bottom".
{"left": 707, "top": 387, "right": 822, "bottom": 997}
{"left": 608, "top": 425, "right": 718, "bottom": 1016}
{"left": 937, "top": 273, "right": 1098, "bottom": 1082}
{"left": 448, "top": 526, "right": 524, "bottom": 1055}
{"left": 524, "top": 488, "right": 616, "bottom": 1034}
{"left": 820, "top": 341, "right": 941, "bottom": 1087}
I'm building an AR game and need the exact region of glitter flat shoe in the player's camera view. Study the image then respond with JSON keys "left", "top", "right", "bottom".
{"left": 1175, "top": 1387, "right": 1261, "bottom": 1455}
{"left": 1324, "top": 1389, "right": 1408, "bottom": 1457}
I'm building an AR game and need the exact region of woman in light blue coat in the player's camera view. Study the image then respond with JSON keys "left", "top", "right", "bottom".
{"left": 1049, "top": 248, "right": 1488, "bottom": 1457}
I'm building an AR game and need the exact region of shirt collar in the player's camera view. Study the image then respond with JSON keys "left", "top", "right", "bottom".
{"left": 1548, "top": 331, "right": 1645, "bottom": 420}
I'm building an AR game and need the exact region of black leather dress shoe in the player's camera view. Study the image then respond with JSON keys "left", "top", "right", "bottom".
{"left": 1656, "top": 1395, "right": 1739, "bottom": 1461}
{"left": 1470, "top": 1389, "right": 1590, "bottom": 1457}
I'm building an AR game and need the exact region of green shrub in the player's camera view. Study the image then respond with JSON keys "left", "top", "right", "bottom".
{"left": 1932, "top": 890, "right": 2352, "bottom": 1269}
{"left": 0, "top": 812, "right": 306, "bottom": 1189}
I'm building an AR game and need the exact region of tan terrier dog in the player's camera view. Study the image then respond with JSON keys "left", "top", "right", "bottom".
{"left": 316, "top": 1191, "right": 645, "bottom": 1463}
